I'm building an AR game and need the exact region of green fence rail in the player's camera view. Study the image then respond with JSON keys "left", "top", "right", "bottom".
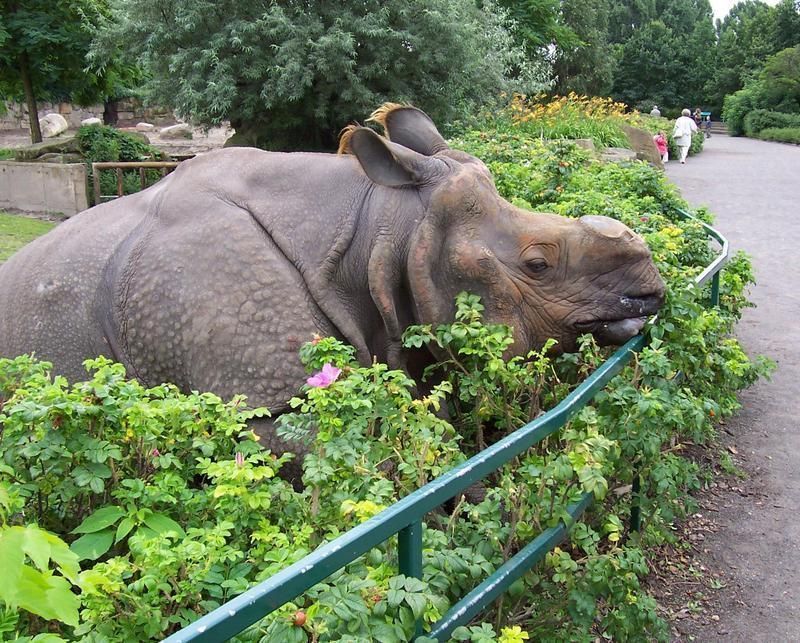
{"left": 164, "top": 209, "right": 728, "bottom": 643}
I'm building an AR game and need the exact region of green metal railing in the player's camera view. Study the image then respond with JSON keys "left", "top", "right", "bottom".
{"left": 164, "top": 209, "right": 728, "bottom": 643}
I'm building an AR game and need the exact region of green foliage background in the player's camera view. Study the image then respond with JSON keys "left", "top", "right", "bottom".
{"left": 92, "top": 0, "right": 548, "bottom": 151}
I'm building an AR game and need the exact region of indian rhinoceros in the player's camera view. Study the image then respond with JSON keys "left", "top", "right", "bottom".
{"left": 0, "top": 104, "right": 664, "bottom": 460}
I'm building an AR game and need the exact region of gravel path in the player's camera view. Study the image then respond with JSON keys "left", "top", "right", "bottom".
{"left": 665, "top": 135, "right": 800, "bottom": 641}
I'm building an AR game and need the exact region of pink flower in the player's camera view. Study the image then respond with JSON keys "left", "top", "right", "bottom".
{"left": 235, "top": 452, "right": 245, "bottom": 468}
{"left": 306, "top": 363, "right": 341, "bottom": 388}
{"left": 151, "top": 448, "right": 160, "bottom": 457}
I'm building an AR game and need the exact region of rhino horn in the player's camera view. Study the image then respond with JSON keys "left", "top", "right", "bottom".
{"left": 347, "top": 127, "right": 448, "bottom": 188}
{"left": 368, "top": 103, "right": 450, "bottom": 156}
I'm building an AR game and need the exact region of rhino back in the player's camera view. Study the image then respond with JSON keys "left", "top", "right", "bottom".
{"left": 89, "top": 149, "right": 387, "bottom": 409}
{"left": 0, "top": 147, "right": 417, "bottom": 408}
{"left": 0, "top": 190, "right": 160, "bottom": 381}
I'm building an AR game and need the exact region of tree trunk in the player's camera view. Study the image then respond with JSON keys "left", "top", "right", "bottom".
{"left": 19, "top": 51, "right": 42, "bottom": 144}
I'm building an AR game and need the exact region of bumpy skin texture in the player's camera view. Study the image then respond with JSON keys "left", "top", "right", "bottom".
{"left": 0, "top": 105, "right": 665, "bottom": 469}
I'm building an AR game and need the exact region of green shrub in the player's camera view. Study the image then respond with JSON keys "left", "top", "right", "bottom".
{"left": 723, "top": 87, "right": 759, "bottom": 136}
{"left": 756, "top": 127, "right": 800, "bottom": 144}
{"left": 76, "top": 125, "right": 165, "bottom": 205}
{"left": 743, "top": 109, "right": 800, "bottom": 137}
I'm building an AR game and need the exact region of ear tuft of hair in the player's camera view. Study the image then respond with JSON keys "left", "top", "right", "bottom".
{"left": 337, "top": 124, "right": 360, "bottom": 155}
{"left": 366, "top": 102, "right": 413, "bottom": 138}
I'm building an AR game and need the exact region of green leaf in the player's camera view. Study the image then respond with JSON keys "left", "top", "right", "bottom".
{"left": 21, "top": 527, "right": 80, "bottom": 582}
{"left": 143, "top": 513, "right": 185, "bottom": 537}
{"left": 72, "top": 506, "right": 124, "bottom": 534}
{"left": 0, "top": 527, "right": 25, "bottom": 603}
{"left": 70, "top": 529, "right": 114, "bottom": 561}
{"left": 16, "top": 565, "right": 80, "bottom": 627}
{"left": 387, "top": 588, "right": 405, "bottom": 607}
{"left": 115, "top": 517, "right": 135, "bottom": 543}
{"left": 404, "top": 592, "right": 427, "bottom": 619}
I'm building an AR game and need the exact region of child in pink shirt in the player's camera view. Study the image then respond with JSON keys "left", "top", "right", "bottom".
{"left": 653, "top": 131, "right": 668, "bottom": 163}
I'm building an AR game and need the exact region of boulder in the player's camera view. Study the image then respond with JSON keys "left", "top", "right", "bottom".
{"left": 39, "top": 113, "right": 69, "bottom": 138}
{"left": 126, "top": 131, "right": 151, "bottom": 145}
{"left": 14, "top": 136, "right": 81, "bottom": 161}
{"left": 33, "top": 153, "right": 84, "bottom": 164}
{"left": 159, "top": 123, "right": 193, "bottom": 139}
{"left": 136, "top": 122, "right": 156, "bottom": 132}
{"left": 81, "top": 117, "right": 103, "bottom": 127}
{"left": 622, "top": 124, "right": 664, "bottom": 169}
{"left": 573, "top": 139, "right": 597, "bottom": 155}
{"left": 600, "top": 148, "right": 637, "bottom": 164}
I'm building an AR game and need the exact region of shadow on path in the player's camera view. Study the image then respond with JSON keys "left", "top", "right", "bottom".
{"left": 665, "top": 135, "right": 800, "bottom": 641}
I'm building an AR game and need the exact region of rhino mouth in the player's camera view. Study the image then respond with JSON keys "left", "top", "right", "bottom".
{"left": 579, "top": 316, "right": 649, "bottom": 345}
{"left": 573, "top": 294, "right": 662, "bottom": 346}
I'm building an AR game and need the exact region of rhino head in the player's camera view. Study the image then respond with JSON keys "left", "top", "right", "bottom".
{"left": 342, "top": 105, "right": 666, "bottom": 358}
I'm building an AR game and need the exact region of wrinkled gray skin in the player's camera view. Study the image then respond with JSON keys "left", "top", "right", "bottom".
{"left": 0, "top": 106, "right": 664, "bottom": 478}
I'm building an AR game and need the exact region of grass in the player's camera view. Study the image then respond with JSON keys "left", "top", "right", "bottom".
{"left": 0, "top": 212, "right": 56, "bottom": 262}
{"left": 0, "top": 148, "right": 14, "bottom": 160}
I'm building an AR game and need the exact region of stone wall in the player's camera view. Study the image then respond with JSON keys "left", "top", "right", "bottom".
{"left": 1, "top": 99, "right": 173, "bottom": 130}
{"left": 0, "top": 102, "right": 103, "bottom": 130}
{"left": 0, "top": 161, "right": 89, "bottom": 216}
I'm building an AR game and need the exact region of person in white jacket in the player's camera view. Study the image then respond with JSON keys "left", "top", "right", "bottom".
{"left": 672, "top": 109, "right": 698, "bottom": 164}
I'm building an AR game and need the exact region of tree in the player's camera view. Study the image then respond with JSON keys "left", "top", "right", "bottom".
{"left": 607, "top": 0, "right": 658, "bottom": 44}
{"left": 96, "top": 0, "right": 548, "bottom": 151}
{"left": 609, "top": 0, "right": 715, "bottom": 110}
{"left": 611, "top": 20, "right": 681, "bottom": 108}
{"left": 553, "top": 0, "right": 616, "bottom": 96}
{"left": 704, "top": 1, "right": 773, "bottom": 112}
{"left": 0, "top": 0, "right": 132, "bottom": 143}
{"left": 758, "top": 45, "right": 800, "bottom": 112}
{"left": 773, "top": 0, "right": 800, "bottom": 51}
{"left": 494, "top": 0, "right": 577, "bottom": 53}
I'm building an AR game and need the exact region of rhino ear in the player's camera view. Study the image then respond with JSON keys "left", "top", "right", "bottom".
{"left": 368, "top": 103, "right": 450, "bottom": 157}
{"left": 348, "top": 127, "right": 447, "bottom": 188}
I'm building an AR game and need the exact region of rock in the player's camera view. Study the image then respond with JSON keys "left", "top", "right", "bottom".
{"left": 39, "top": 113, "right": 69, "bottom": 138}
{"left": 81, "top": 117, "right": 103, "bottom": 127}
{"left": 14, "top": 136, "right": 81, "bottom": 161}
{"left": 223, "top": 131, "right": 258, "bottom": 148}
{"left": 33, "top": 153, "right": 84, "bottom": 164}
{"left": 159, "top": 123, "right": 193, "bottom": 139}
{"left": 136, "top": 122, "right": 156, "bottom": 132}
{"left": 126, "top": 131, "right": 151, "bottom": 145}
{"left": 600, "top": 147, "right": 637, "bottom": 164}
{"left": 573, "top": 138, "right": 597, "bottom": 155}
{"left": 622, "top": 124, "right": 664, "bottom": 169}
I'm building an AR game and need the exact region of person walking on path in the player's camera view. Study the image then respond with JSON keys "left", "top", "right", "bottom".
{"left": 672, "top": 108, "right": 697, "bottom": 164}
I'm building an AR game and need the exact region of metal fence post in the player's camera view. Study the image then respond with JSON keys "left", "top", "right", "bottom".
{"left": 398, "top": 520, "right": 424, "bottom": 639}
{"left": 710, "top": 271, "right": 721, "bottom": 307}
{"left": 629, "top": 470, "right": 642, "bottom": 534}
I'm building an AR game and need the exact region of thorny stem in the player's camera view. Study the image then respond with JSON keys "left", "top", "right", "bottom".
{"left": 501, "top": 490, "right": 524, "bottom": 562}
{"left": 446, "top": 494, "right": 466, "bottom": 546}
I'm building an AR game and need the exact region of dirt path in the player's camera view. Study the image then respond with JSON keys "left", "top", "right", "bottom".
{"left": 664, "top": 135, "right": 800, "bottom": 641}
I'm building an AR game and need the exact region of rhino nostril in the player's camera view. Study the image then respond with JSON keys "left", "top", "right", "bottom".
{"left": 620, "top": 293, "right": 663, "bottom": 315}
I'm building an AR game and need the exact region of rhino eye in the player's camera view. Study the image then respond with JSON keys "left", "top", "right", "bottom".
{"left": 525, "top": 258, "right": 549, "bottom": 274}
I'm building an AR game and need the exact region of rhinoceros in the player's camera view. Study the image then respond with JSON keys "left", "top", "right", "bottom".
{"left": 0, "top": 104, "right": 664, "bottom": 460}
